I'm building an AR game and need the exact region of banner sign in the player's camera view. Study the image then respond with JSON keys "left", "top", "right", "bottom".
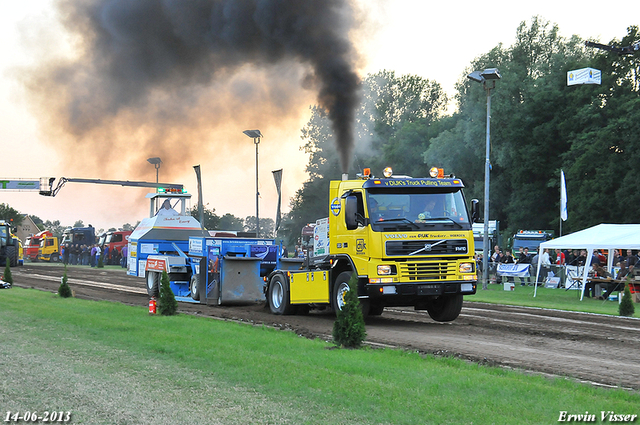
{"left": 497, "top": 263, "right": 530, "bottom": 277}
{"left": 567, "top": 68, "right": 601, "bottom": 86}
{"left": 0, "top": 180, "right": 40, "bottom": 190}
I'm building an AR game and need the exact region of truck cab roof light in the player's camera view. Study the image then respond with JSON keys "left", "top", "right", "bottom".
{"left": 429, "top": 167, "right": 444, "bottom": 178}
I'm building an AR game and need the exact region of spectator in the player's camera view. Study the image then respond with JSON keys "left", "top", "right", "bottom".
{"left": 69, "top": 244, "right": 77, "bottom": 265}
{"left": 564, "top": 249, "right": 574, "bottom": 266}
{"left": 81, "top": 245, "right": 89, "bottom": 265}
{"left": 540, "top": 248, "right": 552, "bottom": 284}
{"left": 613, "top": 249, "right": 624, "bottom": 266}
{"left": 62, "top": 245, "right": 68, "bottom": 265}
{"left": 491, "top": 245, "right": 503, "bottom": 284}
{"left": 556, "top": 249, "right": 565, "bottom": 265}
{"left": 500, "top": 249, "right": 515, "bottom": 283}
{"left": 615, "top": 261, "right": 629, "bottom": 281}
{"left": 121, "top": 245, "right": 128, "bottom": 268}
{"left": 476, "top": 253, "right": 483, "bottom": 275}
{"left": 103, "top": 245, "right": 110, "bottom": 265}
{"left": 531, "top": 251, "right": 540, "bottom": 284}
{"left": 625, "top": 250, "right": 637, "bottom": 272}
{"left": 90, "top": 244, "right": 97, "bottom": 267}
{"left": 517, "top": 247, "right": 532, "bottom": 286}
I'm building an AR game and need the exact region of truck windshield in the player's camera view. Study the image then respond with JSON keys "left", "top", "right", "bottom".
{"left": 513, "top": 236, "right": 548, "bottom": 253}
{"left": 366, "top": 188, "right": 471, "bottom": 231}
{"left": 0, "top": 227, "right": 7, "bottom": 246}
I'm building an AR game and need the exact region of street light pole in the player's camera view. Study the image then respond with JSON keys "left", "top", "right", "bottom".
{"left": 467, "top": 69, "right": 501, "bottom": 290}
{"left": 147, "top": 157, "right": 162, "bottom": 212}
{"left": 243, "top": 130, "right": 263, "bottom": 238}
{"left": 482, "top": 83, "right": 493, "bottom": 290}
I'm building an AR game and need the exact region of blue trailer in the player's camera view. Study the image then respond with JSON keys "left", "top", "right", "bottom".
{"left": 127, "top": 192, "right": 283, "bottom": 304}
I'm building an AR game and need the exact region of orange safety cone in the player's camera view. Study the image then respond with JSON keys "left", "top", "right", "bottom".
{"left": 149, "top": 297, "right": 157, "bottom": 315}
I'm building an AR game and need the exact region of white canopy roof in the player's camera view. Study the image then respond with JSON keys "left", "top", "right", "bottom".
{"left": 534, "top": 224, "right": 640, "bottom": 300}
{"left": 539, "top": 224, "right": 640, "bottom": 250}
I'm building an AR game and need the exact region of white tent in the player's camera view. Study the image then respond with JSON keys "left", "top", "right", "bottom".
{"left": 534, "top": 224, "right": 640, "bottom": 299}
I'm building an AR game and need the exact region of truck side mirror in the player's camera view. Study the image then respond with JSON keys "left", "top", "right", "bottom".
{"left": 345, "top": 196, "right": 359, "bottom": 230}
{"left": 471, "top": 199, "right": 480, "bottom": 223}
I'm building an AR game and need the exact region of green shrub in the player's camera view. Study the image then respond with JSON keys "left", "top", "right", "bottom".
{"left": 58, "top": 267, "right": 72, "bottom": 298}
{"left": 97, "top": 255, "right": 104, "bottom": 268}
{"left": 3, "top": 258, "right": 13, "bottom": 285}
{"left": 332, "top": 274, "right": 366, "bottom": 348}
{"left": 619, "top": 280, "right": 635, "bottom": 317}
{"left": 158, "top": 270, "right": 178, "bottom": 316}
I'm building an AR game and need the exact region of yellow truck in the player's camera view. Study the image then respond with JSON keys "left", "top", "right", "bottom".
{"left": 38, "top": 235, "right": 61, "bottom": 263}
{"left": 265, "top": 167, "right": 478, "bottom": 322}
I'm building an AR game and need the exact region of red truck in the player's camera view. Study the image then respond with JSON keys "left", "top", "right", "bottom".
{"left": 24, "top": 230, "right": 52, "bottom": 261}
{"left": 98, "top": 230, "right": 132, "bottom": 265}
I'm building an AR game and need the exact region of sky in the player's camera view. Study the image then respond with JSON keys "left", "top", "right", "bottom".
{"left": 0, "top": 0, "right": 636, "bottom": 235}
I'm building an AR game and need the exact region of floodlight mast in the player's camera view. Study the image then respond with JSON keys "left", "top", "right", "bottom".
{"left": 467, "top": 68, "right": 501, "bottom": 290}
{"left": 243, "top": 129, "right": 263, "bottom": 238}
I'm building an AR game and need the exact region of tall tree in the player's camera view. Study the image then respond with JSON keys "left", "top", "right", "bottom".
{"left": 218, "top": 214, "right": 244, "bottom": 231}
{"left": 244, "top": 216, "right": 275, "bottom": 238}
{"left": 189, "top": 204, "right": 220, "bottom": 230}
{"left": 425, "top": 16, "right": 599, "bottom": 237}
{"left": 43, "top": 220, "right": 65, "bottom": 239}
{"left": 0, "top": 204, "right": 23, "bottom": 227}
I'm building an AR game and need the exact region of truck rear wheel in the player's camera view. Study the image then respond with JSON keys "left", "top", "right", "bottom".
{"left": 268, "top": 274, "right": 295, "bottom": 315}
{"left": 146, "top": 271, "right": 159, "bottom": 297}
{"left": 425, "top": 294, "right": 463, "bottom": 322}
{"left": 6, "top": 246, "right": 17, "bottom": 267}
{"left": 190, "top": 275, "right": 200, "bottom": 301}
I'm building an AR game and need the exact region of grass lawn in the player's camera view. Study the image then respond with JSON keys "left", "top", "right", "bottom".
{"left": 1, "top": 287, "right": 638, "bottom": 424}
{"left": 470, "top": 281, "right": 639, "bottom": 318}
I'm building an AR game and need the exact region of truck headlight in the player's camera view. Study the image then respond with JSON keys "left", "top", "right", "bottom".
{"left": 459, "top": 262, "right": 474, "bottom": 273}
{"left": 377, "top": 265, "right": 396, "bottom": 275}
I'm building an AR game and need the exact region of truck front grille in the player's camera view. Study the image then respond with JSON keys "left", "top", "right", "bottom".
{"left": 386, "top": 239, "right": 468, "bottom": 256}
{"left": 399, "top": 261, "right": 456, "bottom": 281}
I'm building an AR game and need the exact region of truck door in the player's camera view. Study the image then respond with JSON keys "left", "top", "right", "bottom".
{"left": 343, "top": 191, "right": 369, "bottom": 273}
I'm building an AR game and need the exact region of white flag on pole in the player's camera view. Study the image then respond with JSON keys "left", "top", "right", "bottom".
{"left": 560, "top": 170, "right": 568, "bottom": 221}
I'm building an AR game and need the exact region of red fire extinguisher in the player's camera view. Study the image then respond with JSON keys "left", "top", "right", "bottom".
{"left": 149, "top": 297, "right": 157, "bottom": 315}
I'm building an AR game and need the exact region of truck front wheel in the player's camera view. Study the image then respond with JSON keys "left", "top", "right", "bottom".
{"left": 268, "top": 274, "right": 295, "bottom": 315}
{"left": 332, "top": 271, "right": 352, "bottom": 313}
{"left": 425, "top": 294, "right": 463, "bottom": 322}
{"left": 146, "top": 272, "right": 159, "bottom": 297}
{"left": 190, "top": 275, "right": 200, "bottom": 301}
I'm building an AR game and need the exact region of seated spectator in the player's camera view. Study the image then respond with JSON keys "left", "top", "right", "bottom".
{"left": 590, "top": 263, "right": 613, "bottom": 299}
{"left": 625, "top": 250, "right": 637, "bottom": 272}
{"left": 615, "top": 262, "right": 629, "bottom": 281}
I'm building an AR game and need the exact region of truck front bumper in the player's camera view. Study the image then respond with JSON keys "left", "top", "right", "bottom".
{"left": 363, "top": 280, "right": 477, "bottom": 306}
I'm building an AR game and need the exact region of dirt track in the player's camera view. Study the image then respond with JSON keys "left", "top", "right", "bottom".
{"left": 11, "top": 263, "right": 640, "bottom": 391}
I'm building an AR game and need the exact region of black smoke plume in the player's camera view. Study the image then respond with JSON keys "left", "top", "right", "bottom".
{"left": 30, "top": 0, "right": 361, "bottom": 174}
